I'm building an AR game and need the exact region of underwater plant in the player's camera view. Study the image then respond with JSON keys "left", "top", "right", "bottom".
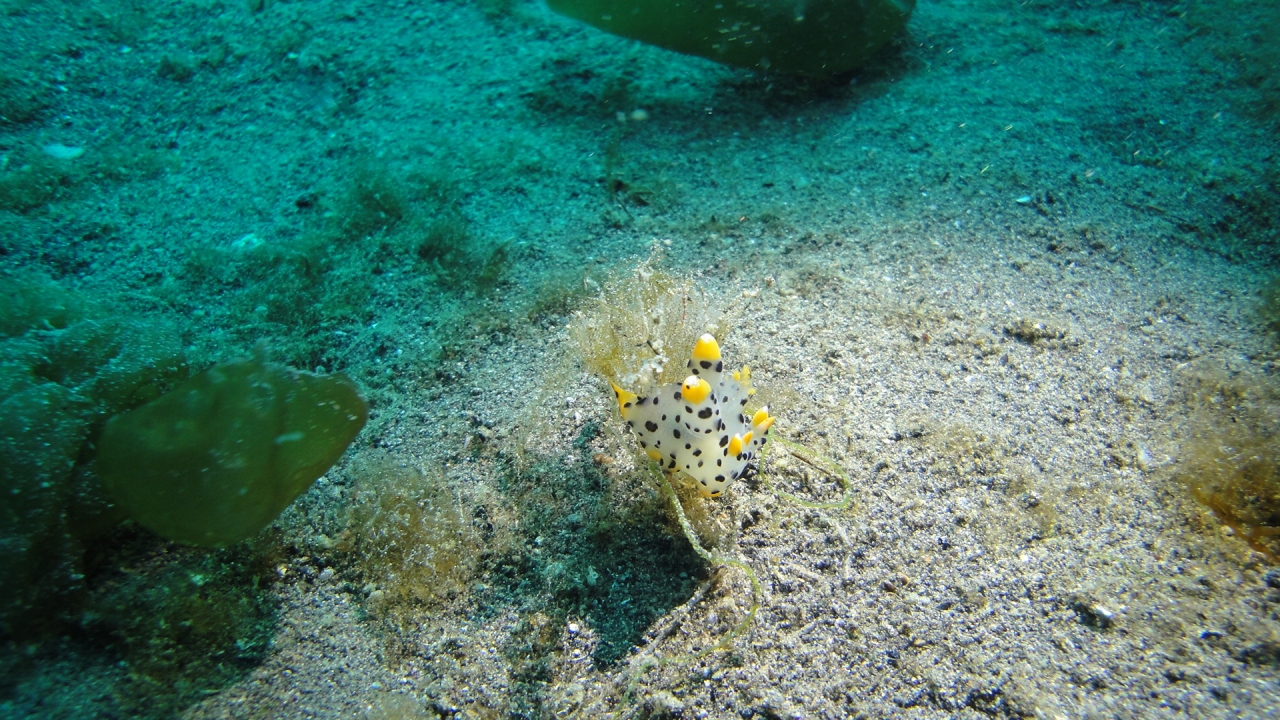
{"left": 569, "top": 259, "right": 725, "bottom": 391}
{"left": 547, "top": 0, "right": 916, "bottom": 76}
{"left": 1261, "top": 274, "right": 1280, "bottom": 336}
{"left": 98, "top": 347, "right": 369, "bottom": 548}
{"left": 343, "top": 455, "right": 481, "bottom": 614}
{"left": 1175, "top": 362, "right": 1280, "bottom": 560}
{"left": 0, "top": 66, "right": 48, "bottom": 126}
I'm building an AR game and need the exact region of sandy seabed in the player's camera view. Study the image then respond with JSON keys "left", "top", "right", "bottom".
{"left": 2, "top": 0, "right": 1278, "bottom": 717}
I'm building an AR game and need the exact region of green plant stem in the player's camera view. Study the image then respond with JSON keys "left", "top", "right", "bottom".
{"left": 609, "top": 437, "right": 853, "bottom": 716}
{"left": 761, "top": 436, "right": 855, "bottom": 511}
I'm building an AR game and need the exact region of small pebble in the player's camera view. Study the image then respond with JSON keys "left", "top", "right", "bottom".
{"left": 42, "top": 143, "right": 84, "bottom": 160}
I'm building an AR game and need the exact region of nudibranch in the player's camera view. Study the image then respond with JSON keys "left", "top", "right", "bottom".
{"left": 611, "top": 334, "right": 775, "bottom": 498}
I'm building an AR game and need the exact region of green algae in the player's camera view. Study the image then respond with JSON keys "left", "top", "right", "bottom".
{"left": 547, "top": 0, "right": 915, "bottom": 76}
{"left": 98, "top": 351, "right": 368, "bottom": 548}
{"left": 1174, "top": 362, "right": 1280, "bottom": 561}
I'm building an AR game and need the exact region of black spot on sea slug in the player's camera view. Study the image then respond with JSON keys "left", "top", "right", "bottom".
{"left": 715, "top": 361, "right": 723, "bottom": 372}
{"left": 674, "top": 414, "right": 681, "bottom": 423}
{"left": 645, "top": 420, "right": 659, "bottom": 432}
{"left": 718, "top": 435, "right": 729, "bottom": 447}
{"left": 673, "top": 428, "right": 681, "bottom": 439}
{"left": 700, "top": 360, "right": 713, "bottom": 369}
{"left": 685, "top": 405, "right": 694, "bottom": 413}
{"left": 715, "top": 474, "right": 725, "bottom": 482}
{"left": 693, "top": 448, "right": 702, "bottom": 456}
{"left": 674, "top": 391, "right": 682, "bottom": 400}
{"left": 698, "top": 408, "right": 713, "bottom": 419}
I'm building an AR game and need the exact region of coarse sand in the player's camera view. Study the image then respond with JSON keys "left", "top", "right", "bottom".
{"left": 1, "top": 0, "right": 1278, "bottom": 717}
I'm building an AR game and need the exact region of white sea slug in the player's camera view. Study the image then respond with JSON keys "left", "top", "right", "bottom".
{"left": 611, "top": 334, "right": 775, "bottom": 498}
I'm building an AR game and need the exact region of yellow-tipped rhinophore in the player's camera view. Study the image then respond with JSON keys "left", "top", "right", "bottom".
{"left": 692, "top": 334, "right": 721, "bottom": 362}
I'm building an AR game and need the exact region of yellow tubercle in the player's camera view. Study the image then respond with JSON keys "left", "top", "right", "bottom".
{"left": 742, "top": 430, "right": 753, "bottom": 446}
{"left": 728, "top": 434, "right": 744, "bottom": 456}
{"left": 692, "top": 334, "right": 721, "bottom": 362}
{"left": 681, "top": 375, "right": 712, "bottom": 404}
{"left": 646, "top": 448, "right": 663, "bottom": 462}
{"left": 610, "top": 381, "right": 638, "bottom": 418}
{"left": 751, "top": 408, "right": 774, "bottom": 433}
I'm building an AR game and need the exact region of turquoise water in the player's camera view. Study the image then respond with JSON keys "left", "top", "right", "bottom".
{"left": 1, "top": 0, "right": 1278, "bottom": 717}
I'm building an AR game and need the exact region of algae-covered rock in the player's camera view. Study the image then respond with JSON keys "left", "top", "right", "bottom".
{"left": 83, "top": 542, "right": 282, "bottom": 719}
{"left": 0, "top": 364, "right": 95, "bottom": 614}
{"left": 39, "top": 317, "right": 190, "bottom": 410}
{"left": 0, "top": 277, "right": 190, "bottom": 631}
{"left": 0, "top": 278, "right": 88, "bottom": 336}
{"left": 547, "top": 0, "right": 915, "bottom": 76}
{"left": 98, "top": 352, "right": 368, "bottom": 548}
